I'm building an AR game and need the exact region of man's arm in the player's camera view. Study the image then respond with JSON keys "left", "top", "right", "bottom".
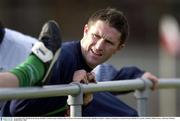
{"left": 94, "top": 65, "right": 158, "bottom": 92}
{"left": 113, "top": 66, "right": 158, "bottom": 90}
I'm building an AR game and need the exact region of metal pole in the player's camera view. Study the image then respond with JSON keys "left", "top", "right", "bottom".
{"left": 134, "top": 79, "right": 151, "bottom": 116}
{"left": 67, "top": 83, "right": 83, "bottom": 117}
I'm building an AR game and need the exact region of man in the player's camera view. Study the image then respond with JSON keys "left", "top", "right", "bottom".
{"left": 0, "top": 8, "right": 158, "bottom": 116}
{"left": 0, "top": 21, "right": 138, "bottom": 116}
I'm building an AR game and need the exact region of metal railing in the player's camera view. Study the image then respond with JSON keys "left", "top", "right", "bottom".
{"left": 0, "top": 78, "right": 180, "bottom": 117}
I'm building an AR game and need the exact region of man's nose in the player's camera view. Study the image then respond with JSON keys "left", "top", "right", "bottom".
{"left": 95, "top": 39, "right": 104, "bottom": 51}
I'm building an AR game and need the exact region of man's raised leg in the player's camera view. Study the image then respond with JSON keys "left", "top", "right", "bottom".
{"left": 0, "top": 20, "right": 62, "bottom": 87}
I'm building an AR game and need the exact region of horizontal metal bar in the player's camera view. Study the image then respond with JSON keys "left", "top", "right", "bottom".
{"left": 0, "top": 84, "right": 80, "bottom": 100}
{"left": 82, "top": 79, "right": 146, "bottom": 93}
{"left": 0, "top": 78, "right": 179, "bottom": 100}
{"left": 158, "top": 78, "right": 180, "bottom": 88}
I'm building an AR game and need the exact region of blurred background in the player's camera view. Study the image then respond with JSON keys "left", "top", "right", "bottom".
{"left": 0, "top": 0, "right": 180, "bottom": 116}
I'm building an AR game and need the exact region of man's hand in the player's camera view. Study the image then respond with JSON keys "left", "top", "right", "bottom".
{"left": 73, "top": 70, "right": 96, "bottom": 105}
{"left": 73, "top": 69, "right": 96, "bottom": 83}
{"left": 142, "top": 72, "right": 159, "bottom": 90}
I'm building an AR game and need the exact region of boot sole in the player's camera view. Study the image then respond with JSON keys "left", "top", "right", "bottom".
{"left": 42, "top": 47, "right": 61, "bottom": 84}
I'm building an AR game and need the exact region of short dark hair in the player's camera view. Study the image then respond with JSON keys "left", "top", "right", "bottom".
{"left": 87, "top": 8, "right": 129, "bottom": 44}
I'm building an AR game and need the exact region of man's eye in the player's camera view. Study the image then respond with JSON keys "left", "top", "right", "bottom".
{"left": 93, "top": 34, "right": 100, "bottom": 39}
{"left": 106, "top": 40, "right": 114, "bottom": 45}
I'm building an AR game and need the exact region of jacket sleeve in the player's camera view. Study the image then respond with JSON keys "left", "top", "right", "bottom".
{"left": 111, "top": 66, "right": 145, "bottom": 95}
{"left": 112, "top": 66, "right": 145, "bottom": 80}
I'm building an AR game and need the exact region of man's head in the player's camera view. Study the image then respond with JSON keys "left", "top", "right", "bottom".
{"left": 87, "top": 8, "right": 129, "bottom": 45}
{"left": 81, "top": 8, "right": 129, "bottom": 68}
{"left": 0, "top": 21, "right": 5, "bottom": 44}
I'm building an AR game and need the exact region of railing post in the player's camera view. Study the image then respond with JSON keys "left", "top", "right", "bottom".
{"left": 134, "top": 78, "right": 151, "bottom": 117}
{"left": 67, "top": 82, "right": 83, "bottom": 117}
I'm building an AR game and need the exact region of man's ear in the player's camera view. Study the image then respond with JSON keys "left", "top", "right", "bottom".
{"left": 114, "top": 44, "right": 125, "bottom": 54}
{"left": 117, "top": 44, "right": 125, "bottom": 51}
{"left": 83, "top": 24, "right": 88, "bottom": 36}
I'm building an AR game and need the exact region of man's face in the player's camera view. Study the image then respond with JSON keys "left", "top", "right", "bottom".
{"left": 81, "top": 20, "right": 124, "bottom": 68}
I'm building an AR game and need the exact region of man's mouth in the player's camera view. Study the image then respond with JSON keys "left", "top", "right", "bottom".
{"left": 90, "top": 49, "right": 102, "bottom": 56}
